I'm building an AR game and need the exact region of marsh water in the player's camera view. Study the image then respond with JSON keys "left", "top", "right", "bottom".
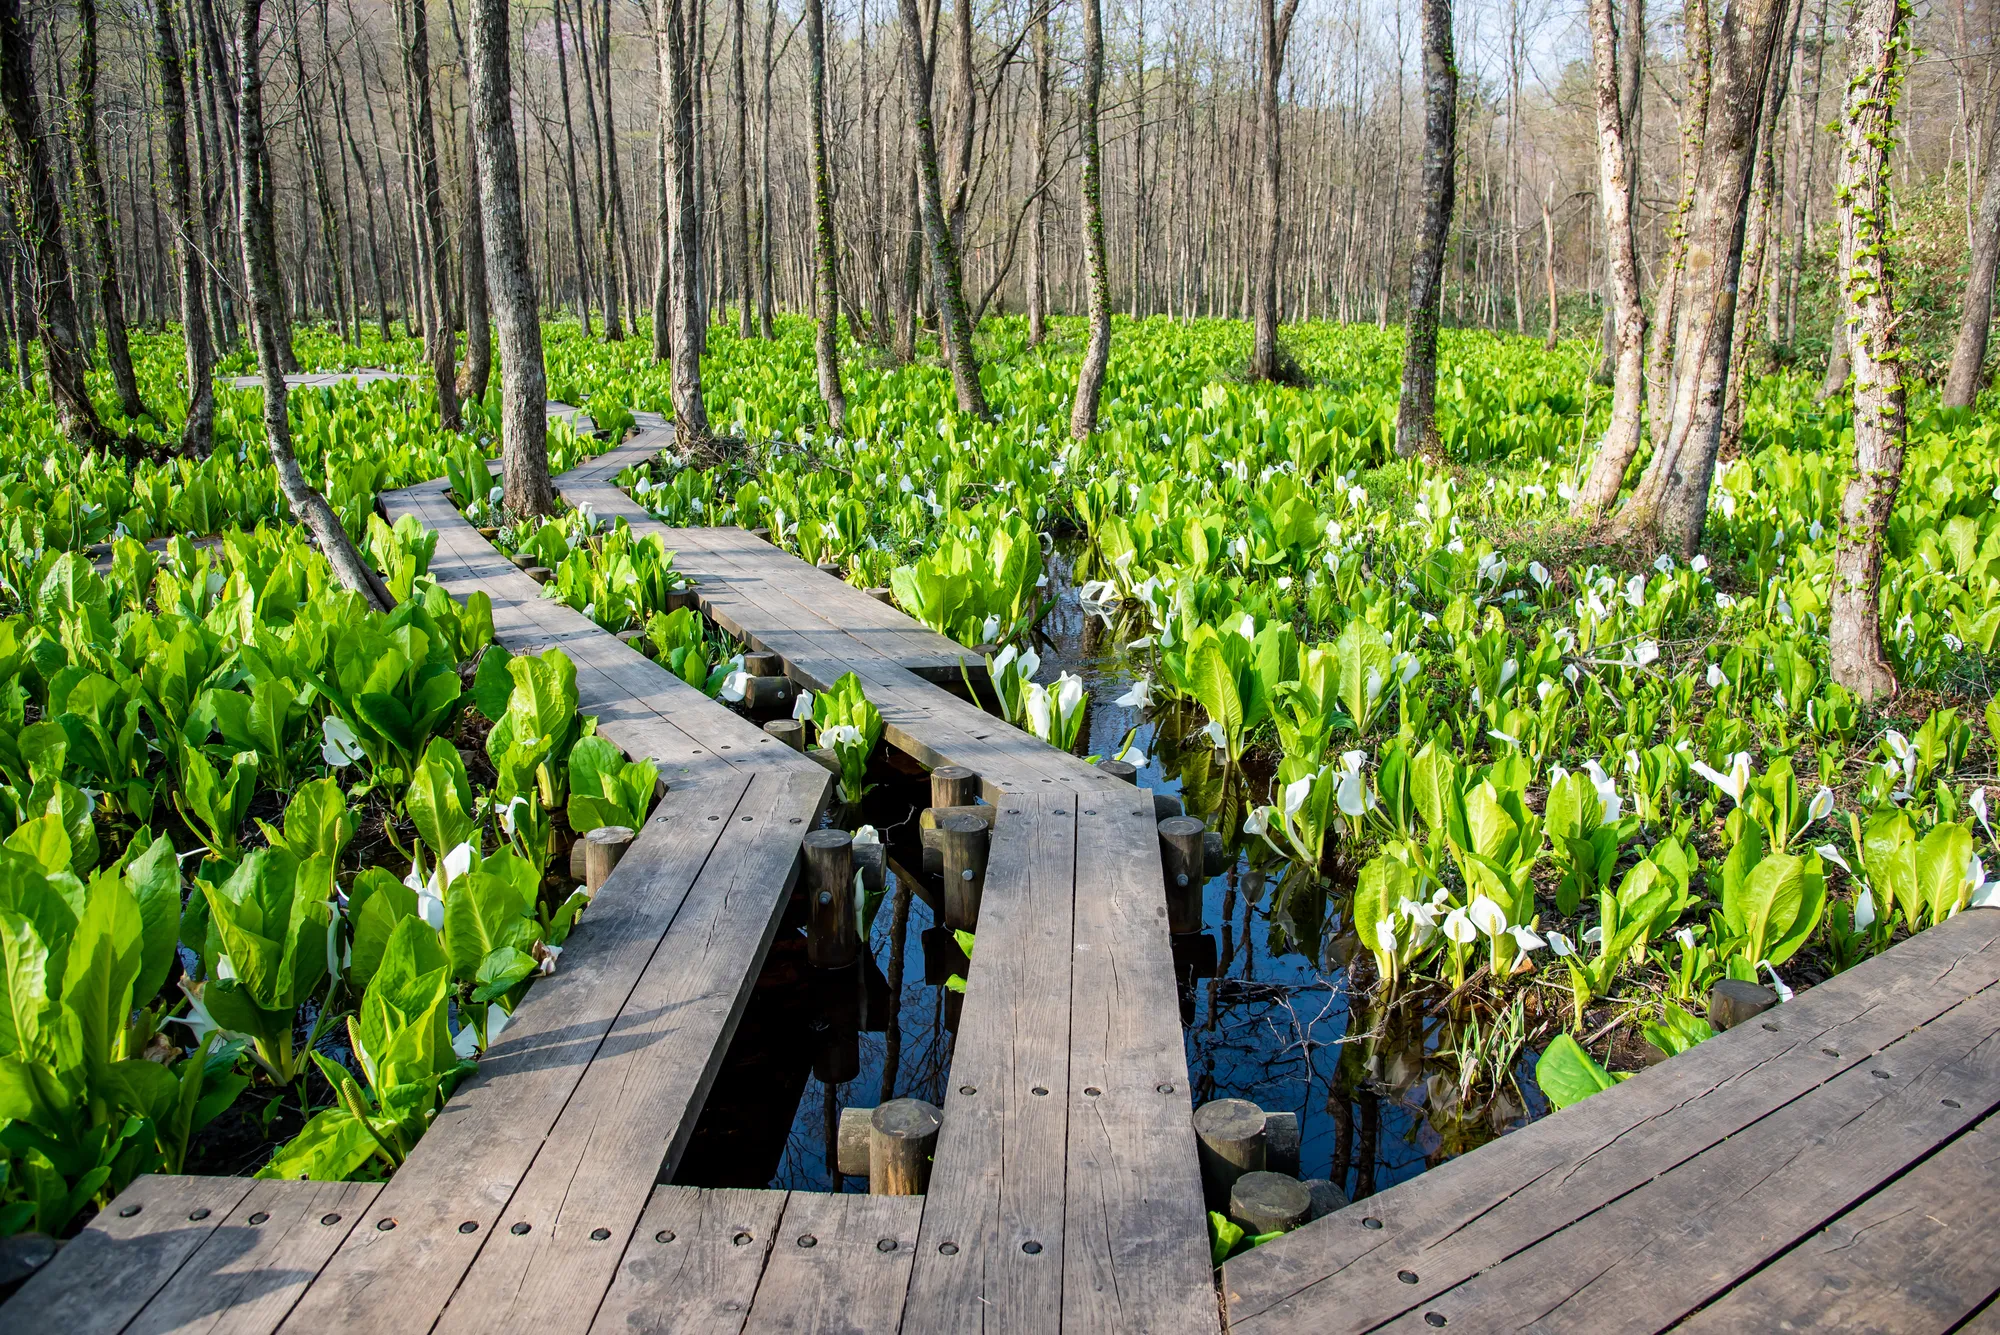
{"left": 677, "top": 544, "right": 1549, "bottom": 1200}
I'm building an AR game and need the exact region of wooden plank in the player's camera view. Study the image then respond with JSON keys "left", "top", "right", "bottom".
{"left": 1222, "top": 907, "right": 2000, "bottom": 1331}
{"left": 275, "top": 778, "right": 751, "bottom": 1335}
{"left": 1062, "top": 798, "right": 1216, "bottom": 1332}
{"left": 905, "top": 792, "right": 1079, "bottom": 1328}
{"left": 1677, "top": 1114, "right": 2000, "bottom": 1334}
{"left": 589, "top": 1186, "right": 789, "bottom": 1335}
{"left": 1960, "top": 1294, "right": 2000, "bottom": 1333}
{"left": 124, "top": 1179, "right": 381, "bottom": 1335}
{"left": 1368, "top": 972, "right": 2000, "bottom": 1334}
{"left": 433, "top": 768, "right": 828, "bottom": 1335}
{"left": 1, "top": 1174, "right": 257, "bottom": 1333}
{"left": 740, "top": 1192, "right": 923, "bottom": 1334}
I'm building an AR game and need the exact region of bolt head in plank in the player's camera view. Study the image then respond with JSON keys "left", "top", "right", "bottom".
{"left": 930, "top": 765, "right": 981, "bottom": 809}
{"left": 1158, "top": 815, "right": 1208, "bottom": 935}
{"left": 1229, "top": 1171, "right": 1312, "bottom": 1236}
{"left": 582, "top": 826, "right": 635, "bottom": 892}
{"left": 938, "top": 813, "right": 991, "bottom": 931}
{"left": 1194, "top": 1097, "right": 1268, "bottom": 1204}
{"left": 764, "top": 719, "right": 806, "bottom": 751}
{"left": 804, "top": 829, "right": 859, "bottom": 968}
{"left": 869, "top": 1098, "right": 943, "bottom": 1195}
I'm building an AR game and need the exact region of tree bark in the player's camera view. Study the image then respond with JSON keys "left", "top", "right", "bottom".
{"left": 757, "top": 0, "right": 775, "bottom": 339}
{"left": 73, "top": 0, "right": 147, "bottom": 421}
{"left": 1613, "top": 0, "right": 1790, "bottom": 555}
{"left": 1070, "top": 0, "right": 1110, "bottom": 437}
{"left": 733, "top": 0, "right": 753, "bottom": 338}
{"left": 469, "top": 0, "right": 551, "bottom": 514}
{"left": 460, "top": 100, "right": 491, "bottom": 402}
{"left": 1394, "top": 0, "right": 1456, "bottom": 459}
{"left": 1026, "top": 0, "right": 1050, "bottom": 348}
{"left": 551, "top": 0, "right": 594, "bottom": 334}
{"left": 897, "top": 0, "right": 989, "bottom": 418}
{"left": 1828, "top": 0, "right": 1909, "bottom": 703}
{"left": 153, "top": 0, "right": 215, "bottom": 456}
{"left": 1576, "top": 0, "right": 1650, "bottom": 515}
{"left": 399, "top": 0, "right": 461, "bottom": 429}
{"left": 805, "top": 0, "right": 845, "bottom": 432}
{"left": 234, "top": 0, "right": 386, "bottom": 609}
{"left": 660, "top": 0, "right": 711, "bottom": 438}
{"left": 1644, "top": 0, "right": 1709, "bottom": 442}
{"left": 1945, "top": 90, "right": 2000, "bottom": 408}
{"left": 1246, "top": 0, "right": 1300, "bottom": 381}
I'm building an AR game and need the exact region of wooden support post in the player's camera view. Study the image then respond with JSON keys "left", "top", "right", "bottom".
{"left": 1204, "top": 829, "right": 1230, "bottom": 877}
{"left": 764, "top": 718, "right": 806, "bottom": 750}
{"left": 615, "top": 627, "right": 647, "bottom": 647}
{"left": 524, "top": 566, "right": 554, "bottom": 585}
{"left": 816, "top": 561, "right": 843, "bottom": 578}
{"left": 868, "top": 1098, "right": 942, "bottom": 1195}
{"left": 743, "top": 675, "right": 794, "bottom": 711}
{"left": 1096, "top": 757, "right": 1139, "bottom": 784}
{"left": 810, "top": 962, "right": 863, "bottom": 1085}
{"left": 930, "top": 765, "right": 980, "bottom": 808}
{"left": 837, "top": 1106, "right": 873, "bottom": 1175}
{"left": 938, "top": 813, "right": 990, "bottom": 931}
{"left": 1153, "top": 792, "right": 1185, "bottom": 821}
{"left": 1194, "top": 1097, "right": 1267, "bottom": 1205}
{"left": 1229, "top": 1171, "right": 1312, "bottom": 1235}
{"left": 804, "top": 829, "right": 858, "bottom": 968}
{"left": 508, "top": 552, "right": 535, "bottom": 570}
{"left": 864, "top": 586, "right": 894, "bottom": 604}
{"left": 748, "top": 526, "right": 771, "bottom": 542}
{"left": 743, "top": 651, "right": 784, "bottom": 676}
{"left": 663, "top": 587, "right": 699, "bottom": 613}
{"left": 1158, "top": 815, "right": 1207, "bottom": 935}
{"left": 582, "top": 826, "right": 635, "bottom": 892}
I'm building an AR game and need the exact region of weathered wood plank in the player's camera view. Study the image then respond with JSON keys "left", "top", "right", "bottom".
{"left": 1369, "top": 969, "right": 2000, "bottom": 1334}
{"left": 2, "top": 1175, "right": 257, "bottom": 1333}
{"left": 588, "top": 1186, "right": 789, "bottom": 1335}
{"left": 1676, "top": 1114, "right": 2000, "bottom": 1334}
{"left": 434, "top": 768, "right": 829, "bottom": 1335}
{"left": 1223, "top": 907, "right": 2000, "bottom": 1331}
{"left": 275, "top": 778, "right": 752, "bottom": 1334}
{"left": 906, "top": 793, "right": 1079, "bottom": 1328}
{"left": 740, "top": 1192, "right": 923, "bottom": 1334}
{"left": 124, "top": 1179, "right": 381, "bottom": 1335}
{"left": 1063, "top": 798, "right": 1216, "bottom": 1332}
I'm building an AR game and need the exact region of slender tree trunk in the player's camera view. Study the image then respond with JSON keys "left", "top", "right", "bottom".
{"left": 805, "top": 0, "right": 845, "bottom": 432}
{"left": 1614, "top": 0, "right": 1791, "bottom": 555}
{"left": 551, "top": 0, "right": 593, "bottom": 334}
{"left": 1645, "top": 0, "right": 1709, "bottom": 441}
{"left": 1070, "top": 0, "right": 1110, "bottom": 437}
{"left": 1026, "top": 0, "right": 1049, "bottom": 348}
{"left": 1577, "top": 0, "right": 1650, "bottom": 515}
{"left": 0, "top": 0, "right": 116, "bottom": 454}
{"left": 1946, "top": 94, "right": 2000, "bottom": 407}
{"left": 399, "top": 0, "right": 460, "bottom": 428}
{"left": 897, "top": 0, "right": 988, "bottom": 418}
{"left": 661, "top": 0, "right": 710, "bottom": 438}
{"left": 1247, "top": 0, "right": 1300, "bottom": 381}
{"left": 1540, "top": 188, "right": 1559, "bottom": 349}
{"left": 153, "top": 0, "right": 214, "bottom": 455}
{"left": 460, "top": 101, "right": 491, "bottom": 401}
{"left": 1829, "top": 0, "right": 1909, "bottom": 702}
{"left": 733, "top": 0, "right": 753, "bottom": 338}
{"left": 235, "top": 0, "right": 386, "bottom": 608}
{"left": 469, "top": 0, "right": 550, "bottom": 513}
{"left": 1394, "top": 0, "right": 1456, "bottom": 458}
{"left": 652, "top": 121, "right": 670, "bottom": 358}
{"left": 73, "top": 0, "right": 146, "bottom": 420}
{"left": 757, "top": 0, "right": 775, "bottom": 339}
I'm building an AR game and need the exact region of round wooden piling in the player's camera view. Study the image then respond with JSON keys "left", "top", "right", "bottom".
{"left": 836, "top": 1106, "right": 874, "bottom": 1175}
{"left": 930, "top": 765, "right": 981, "bottom": 809}
{"left": 869, "top": 1099, "right": 943, "bottom": 1195}
{"left": 810, "top": 962, "right": 863, "bottom": 1085}
{"left": 582, "top": 826, "right": 635, "bottom": 892}
{"left": 663, "top": 588, "right": 699, "bottom": 613}
{"left": 938, "top": 813, "right": 990, "bottom": 931}
{"left": 1194, "top": 1098, "right": 1267, "bottom": 1204}
{"left": 816, "top": 561, "right": 843, "bottom": 578}
{"left": 864, "top": 587, "right": 894, "bottom": 605}
{"left": 764, "top": 719, "right": 806, "bottom": 751}
{"left": 743, "top": 675, "right": 794, "bottom": 712}
{"left": 508, "top": 553, "right": 536, "bottom": 571}
{"left": 748, "top": 526, "right": 772, "bottom": 543}
{"left": 1203, "top": 829, "right": 1230, "bottom": 877}
{"left": 1158, "top": 816, "right": 1207, "bottom": 935}
{"left": 803, "top": 830, "right": 858, "bottom": 968}
{"left": 1096, "top": 757, "right": 1139, "bottom": 784}
{"left": 743, "top": 651, "right": 784, "bottom": 677}
{"left": 524, "top": 566, "right": 554, "bottom": 585}
{"left": 1229, "top": 1172, "right": 1312, "bottom": 1236}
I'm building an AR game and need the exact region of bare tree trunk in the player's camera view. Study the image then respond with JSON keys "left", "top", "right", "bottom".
{"left": 1576, "top": 0, "right": 1650, "bottom": 515}
{"left": 757, "top": 0, "right": 775, "bottom": 340}
{"left": 1247, "top": 0, "right": 1300, "bottom": 381}
{"left": 731, "top": 0, "right": 752, "bottom": 340}
{"left": 1026, "top": 0, "right": 1049, "bottom": 348}
{"left": 460, "top": 101, "right": 491, "bottom": 401}
{"left": 805, "top": 0, "right": 845, "bottom": 432}
{"left": 1644, "top": 0, "right": 1709, "bottom": 442}
{"left": 399, "top": 0, "right": 460, "bottom": 429}
{"left": 551, "top": 0, "right": 593, "bottom": 335}
{"left": 235, "top": 0, "right": 386, "bottom": 608}
{"left": 73, "top": 0, "right": 146, "bottom": 420}
{"left": 1394, "top": 0, "right": 1456, "bottom": 458}
{"left": 897, "top": 0, "right": 988, "bottom": 418}
{"left": 1614, "top": 0, "right": 1790, "bottom": 555}
{"left": 1946, "top": 92, "right": 2000, "bottom": 408}
{"left": 470, "top": 0, "right": 550, "bottom": 514}
{"left": 0, "top": 0, "right": 117, "bottom": 454}
{"left": 1829, "top": 0, "right": 1909, "bottom": 702}
{"left": 153, "top": 0, "right": 214, "bottom": 455}
{"left": 1071, "top": 0, "right": 1110, "bottom": 437}
{"left": 1540, "top": 186, "right": 1559, "bottom": 349}
{"left": 661, "top": 0, "right": 710, "bottom": 438}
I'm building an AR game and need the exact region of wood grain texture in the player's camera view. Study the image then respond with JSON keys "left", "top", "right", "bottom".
{"left": 589, "top": 1186, "right": 789, "bottom": 1335}
{"left": 434, "top": 768, "right": 827, "bottom": 1335}
{"left": 1224, "top": 907, "right": 2000, "bottom": 1331}
{"left": 906, "top": 792, "right": 1078, "bottom": 1329}
{"left": 123, "top": 1179, "right": 381, "bottom": 1335}
{"left": 1063, "top": 799, "right": 1216, "bottom": 1332}
{"left": 1, "top": 1175, "right": 257, "bottom": 1333}
{"left": 740, "top": 1192, "right": 923, "bottom": 1334}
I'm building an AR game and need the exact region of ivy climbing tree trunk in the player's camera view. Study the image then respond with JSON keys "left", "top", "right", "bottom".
{"left": 1828, "top": 0, "right": 1909, "bottom": 703}
{"left": 235, "top": 0, "right": 387, "bottom": 610}
{"left": 1246, "top": 0, "right": 1300, "bottom": 382}
{"left": 1394, "top": 0, "right": 1457, "bottom": 458}
{"left": 805, "top": 0, "right": 845, "bottom": 432}
{"left": 470, "top": 0, "right": 551, "bottom": 514}
{"left": 74, "top": 0, "right": 147, "bottom": 422}
{"left": 1576, "top": 0, "right": 1650, "bottom": 515}
{"left": 152, "top": 0, "right": 215, "bottom": 456}
{"left": 1070, "top": 0, "right": 1110, "bottom": 437}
